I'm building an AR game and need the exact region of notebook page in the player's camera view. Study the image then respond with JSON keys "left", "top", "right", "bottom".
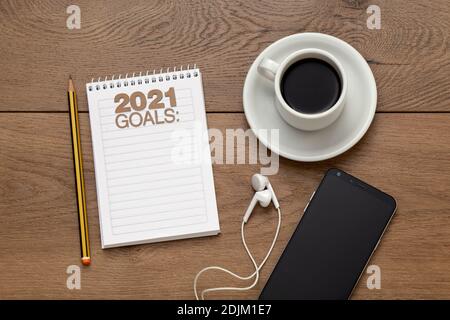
{"left": 86, "top": 69, "right": 220, "bottom": 248}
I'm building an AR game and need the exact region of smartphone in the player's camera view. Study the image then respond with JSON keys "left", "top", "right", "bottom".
{"left": 259, "top": 168, "right": 396, "bottom": 300}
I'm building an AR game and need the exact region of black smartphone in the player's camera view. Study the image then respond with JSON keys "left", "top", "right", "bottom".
{"left": 259, "top": 168, "right": 396, "bottom": 300}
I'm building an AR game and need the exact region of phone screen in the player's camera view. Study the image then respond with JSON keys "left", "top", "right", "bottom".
{"left": 260, "top": 169, "right": 396, "bottom": 300}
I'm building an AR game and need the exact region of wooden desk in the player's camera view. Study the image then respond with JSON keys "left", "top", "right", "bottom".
{"left": 0, "top": 0, "right": 449, "bottom": 299}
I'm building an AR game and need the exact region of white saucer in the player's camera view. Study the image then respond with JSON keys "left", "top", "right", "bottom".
{"left": 243, "top": 33, "right": 377, "bottom": 162}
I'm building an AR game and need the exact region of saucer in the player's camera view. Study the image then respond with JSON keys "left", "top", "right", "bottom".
{"left": 243, "top": 33, "right": 377, "bottom": 162}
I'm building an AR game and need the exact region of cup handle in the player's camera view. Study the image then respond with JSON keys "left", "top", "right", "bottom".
{"left": 257, "top": 57, "right": 280, "bottom": 81}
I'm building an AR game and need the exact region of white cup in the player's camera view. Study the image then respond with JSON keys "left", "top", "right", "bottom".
{"left": 257, "top": 48, "right": 347, "bottom": 131}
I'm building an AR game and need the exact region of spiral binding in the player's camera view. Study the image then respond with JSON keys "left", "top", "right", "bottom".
{"left": 87, "top": 64, "right": 199, "bottom": 91}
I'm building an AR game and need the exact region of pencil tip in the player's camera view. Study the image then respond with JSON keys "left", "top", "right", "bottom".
{"left": 68, "top": 76, "right": 75, "bottom": 91}
{"left": 69, "top": 75, "right": 72, "bottom": 80}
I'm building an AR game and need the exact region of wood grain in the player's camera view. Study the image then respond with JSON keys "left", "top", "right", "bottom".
{"left": 0, "top": 113, "right": 449, "bottom": 299}
{"left": 0, "top": 0, "right": 448, "bottom": 300}
{"left": 0, "top": 0, "right": 448, "bottom": 112}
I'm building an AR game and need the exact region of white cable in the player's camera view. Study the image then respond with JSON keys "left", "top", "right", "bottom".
{"left": 193, "top": 207, "right": 282, "bottom": 300}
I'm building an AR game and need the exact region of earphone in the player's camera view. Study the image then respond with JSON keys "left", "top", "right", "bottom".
{"left": 244, "top": 174, "right": 279, "bottom": 223}
{"left": 194, "top": 174, "right": 281, "bottom": 300}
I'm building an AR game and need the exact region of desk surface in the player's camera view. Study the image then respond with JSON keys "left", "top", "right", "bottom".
{"left": 0, "top": 0, "right": 449, "bottom": 299}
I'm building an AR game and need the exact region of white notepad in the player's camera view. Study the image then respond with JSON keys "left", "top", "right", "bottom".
{"left": 86, "top": 67, "right": 220, "bottom": 248}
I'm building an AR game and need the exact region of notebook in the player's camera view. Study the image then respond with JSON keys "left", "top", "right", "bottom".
{"left": 86, "top": 66, "right": 220, "bottom": 248}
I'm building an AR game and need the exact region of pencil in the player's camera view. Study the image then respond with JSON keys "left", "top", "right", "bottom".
{"left": 68, "top": 76, "right": 91, "bottom": 266}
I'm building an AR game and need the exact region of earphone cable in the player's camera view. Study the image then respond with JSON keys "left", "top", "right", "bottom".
{"left": 193, "top": 207, "right": 282, "bottom": 300}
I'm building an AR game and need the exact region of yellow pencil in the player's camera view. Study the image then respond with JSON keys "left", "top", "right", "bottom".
{"left": 68, "top": 76, "right": 91, "bottom": 266}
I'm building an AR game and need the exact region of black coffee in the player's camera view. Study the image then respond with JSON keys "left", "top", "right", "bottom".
{"left": 281, "top": 58, "right": 341, "bottom": 114}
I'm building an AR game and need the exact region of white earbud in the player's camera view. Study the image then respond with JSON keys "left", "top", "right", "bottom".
{"left": 243, "top": 174, "right": 280, "bottom": 223}
{"left": 243, "top": 190, "right": 271, "bottom": 223}
{"left": 194, "top": 173, "right": 282, "bottom": 300}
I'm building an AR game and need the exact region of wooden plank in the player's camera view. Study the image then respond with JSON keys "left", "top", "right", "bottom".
{"left": 0, "top": 0, "right": 448, "bottom": 112}
{"left": 0, "top": 113, "right": 449, "bottom": 299}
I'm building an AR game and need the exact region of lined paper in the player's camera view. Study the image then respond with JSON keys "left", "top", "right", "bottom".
{"left": 87, "top": 69, "right": 220, "bottom": 248}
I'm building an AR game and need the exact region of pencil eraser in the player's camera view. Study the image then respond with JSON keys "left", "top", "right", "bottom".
{"left": 81, "top": 257, "right": 91, "bottom": 266}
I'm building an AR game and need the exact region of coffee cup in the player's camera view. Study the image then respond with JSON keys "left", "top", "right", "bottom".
{"left": 257, "top": 48, "right": 347, "bottom": 131}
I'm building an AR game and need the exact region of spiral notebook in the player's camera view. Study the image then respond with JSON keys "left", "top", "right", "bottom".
{"left": 86, "top": 66, "right": 220, "bottom": 248}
